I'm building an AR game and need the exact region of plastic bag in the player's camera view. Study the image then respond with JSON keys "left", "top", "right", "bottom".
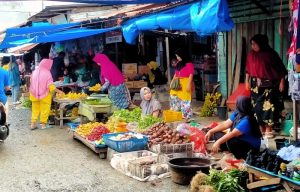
{"left": 189, "top": 127, "right": 206, "bottom": 154}
{"left": 219, "top": 153, "right": 244, "bottom": 171}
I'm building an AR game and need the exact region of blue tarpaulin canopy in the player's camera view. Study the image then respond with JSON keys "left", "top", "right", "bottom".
{"left": 0, "top": 24, "right": 120, "bottom": 49}
{"left": 122, "top": 0, "right": 234, "bottom": 44}
{"left": 49, "top": 0, "right": 183, "bottom": 4}
{"left": 0, "top": 22, "right": 81, "bottom": 49}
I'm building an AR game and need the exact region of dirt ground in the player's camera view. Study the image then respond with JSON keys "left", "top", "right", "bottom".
{"left": 0, "top": 106, "right": 194, "bottom": 192}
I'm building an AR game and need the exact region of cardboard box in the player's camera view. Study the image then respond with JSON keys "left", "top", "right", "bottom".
{"left": 138, "top": 65, "right": 149, "bottom": 75}
{"left": 133, "top": 81, "right": 148, "bottom": 88}
{"left": 125, "top": 81, "right": 134, "bottom": 89}
{"left": 122, "top": 63, "right": 137, "bottom": 75}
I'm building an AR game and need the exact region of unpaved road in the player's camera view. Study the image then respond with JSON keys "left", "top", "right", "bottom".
{"left": 0, "top": 107, "right": 188, "bottom": 192}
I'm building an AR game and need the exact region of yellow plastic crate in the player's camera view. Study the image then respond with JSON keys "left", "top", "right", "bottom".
{"left": 163, "top": 110, "right": 183, "bottom": 122}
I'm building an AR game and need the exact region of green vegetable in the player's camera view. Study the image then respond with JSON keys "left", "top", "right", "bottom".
{"left": 137, "top": 115, "right": 161, "bottom": 130}
{"left": 206, "top": 169, "right": 245, "bottom": 192}
{"left": 110, "top": 108, "right": 160, "bottom": 130}
{"left": 112, "top": 108, "right": 142, "bottom": 123}
{"left": 21, "top": 97, "right": 32, "bottom": 108}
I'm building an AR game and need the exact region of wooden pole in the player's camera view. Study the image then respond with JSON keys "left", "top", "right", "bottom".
{"left": 293, "top": 100, "right": 298, "bottom": 141}
{"left": 165, "top": 29, "right": 171, "bottom": 84}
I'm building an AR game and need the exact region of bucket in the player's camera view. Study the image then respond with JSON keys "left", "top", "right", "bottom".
{"left": 217, "top": 106, "right": 227, "bottom": 120}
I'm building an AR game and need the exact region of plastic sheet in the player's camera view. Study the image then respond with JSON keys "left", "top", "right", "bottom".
{"left": 122, "top": 0, "right": 234, "bottom": 44}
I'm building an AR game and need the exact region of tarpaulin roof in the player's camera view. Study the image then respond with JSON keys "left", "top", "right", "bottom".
{"left": 0, "top": 22, "right": 81, "bottom": 49}
{"left": 1, "top": 27, "right": 120, "bottom": 49}
{"left": 48, "top": 0, "right": 184, "bottom": 4}
{"left": 122, "top": 0, "right": 234, "bottom": 44}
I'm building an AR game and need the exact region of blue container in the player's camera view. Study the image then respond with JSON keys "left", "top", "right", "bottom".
{"left": 102, "top": 132, "right": 148, "bottom": 152}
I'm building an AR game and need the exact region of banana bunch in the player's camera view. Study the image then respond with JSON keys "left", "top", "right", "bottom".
{"left": 89, "top": 83, "right": 101, "bottom": 92}
{"left": 76, "top": 122, "right": 103, "bottom": 137}
{"left": 56, "top": 92, "right": 88, "bottom": 100}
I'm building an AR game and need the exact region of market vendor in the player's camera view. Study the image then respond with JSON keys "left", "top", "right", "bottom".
{"left": 93, "top": 53, "right": 130, "bottom": 109}
{"left": 30, "top": 59, "right": 64, "bottom": 130}
{"left": 74, "top": 55, "right": 90, "bottom": 86}
{"left": 205, "top": 96, "right": 262, "bottom": 159}
{"left": 140, "top": 87, "right": 161, "bottom": 118}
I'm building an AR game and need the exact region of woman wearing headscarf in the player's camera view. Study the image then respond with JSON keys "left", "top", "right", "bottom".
{"left": 169, "top": 48, "right": 194, "bottom": 119}
{"left": 30, "top": 59, "right": 63, "bottom": 130}
{"left": 93, "top": 53, "right": 130, "bottom": 109}
{"left": 205, "top": 96, "right": 262, "bottom": 159}
{"left": 245, "top": 34, "right": 287, "bottom": 138}
{"left": 8, "top": 55, "right": 21, "bottom": 104}
{"left": 140, "top": 87, "right": 161, "bottom": 117}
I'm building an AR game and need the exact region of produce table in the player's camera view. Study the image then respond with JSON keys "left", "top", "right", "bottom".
{"left": 57, "top": 83, "right": 79, "bottom": 92}
{"left": 78, "top": 103, "right": 112, "bottom": 122}
{"left": 73, "top": 131, "right": 107, "bottom": 159}
{"left": 53, "top": 98, "right": 82, "bottom": 128}
{"left": 247, "top": 165, "right": 300, "bottom": 192}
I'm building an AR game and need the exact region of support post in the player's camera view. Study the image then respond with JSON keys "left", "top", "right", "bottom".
{"left": 165, "top": 29, "right": 171, "bottom": 84}
{"left": 293, "top": 100, "right": 298, "bottom": 141}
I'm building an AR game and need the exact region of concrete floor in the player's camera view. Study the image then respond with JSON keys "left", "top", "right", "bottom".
{"left": 0, "top": 106, "right": 194, "bottom": 192}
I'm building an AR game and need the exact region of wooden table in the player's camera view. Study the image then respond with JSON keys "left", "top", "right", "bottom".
{"left": 247, "top": 165, "right": 300, "bottom": 192}
{"left": 53, "top": 98, "right": 82, "bottom": 128}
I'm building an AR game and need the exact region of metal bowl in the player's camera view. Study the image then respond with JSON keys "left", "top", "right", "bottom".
{"left": 168, "top": 157, "right": 211, "bottom": 185}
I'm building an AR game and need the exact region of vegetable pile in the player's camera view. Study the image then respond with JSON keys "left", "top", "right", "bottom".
{"left": 190, "top": 169, "right": 247, "bottom": 192}
{"left": 112, "top": 108, "right": 142, "bottom": 123}
{"left": 21, "top": 97, "right": 32, "bottom": 108}
{"left": 142, "top": 123, "right": 190, "bottom": 146}
{"left": 106, "top": 108, "right": 160, "bottom": 131}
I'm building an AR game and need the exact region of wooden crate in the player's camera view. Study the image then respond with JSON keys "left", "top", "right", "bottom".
{"left": 133, "top": 81, "right": 147, "bottom": 88}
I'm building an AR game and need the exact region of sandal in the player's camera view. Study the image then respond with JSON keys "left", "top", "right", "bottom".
{"left": 30, "top": 123, "right": 38, "bottom": 130}
{"left": 40, "top": 124, "right": 53, "bottom": 130}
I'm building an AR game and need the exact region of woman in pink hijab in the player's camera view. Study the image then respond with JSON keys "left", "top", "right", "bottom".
{"left": 93, "top": 53, "right": 130, "bottom": 109}
{"left": 29, "top": 59, "right": 63, "bottom": 130}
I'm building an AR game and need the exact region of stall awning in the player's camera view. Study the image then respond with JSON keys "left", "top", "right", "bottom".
{"left": 0, "top": 22, "right": 81, "bottom": 49}
{"left": 8, "top": 43, "right": 39, "bottom": 54}
{"left": 0, "top": 25, "right": 120, "bottom": 49}
{"left": 122, "top": 0, "right": 234, "bottom": 44}
{"left": 48, "top": 0, "right": 183, "bottom": 4}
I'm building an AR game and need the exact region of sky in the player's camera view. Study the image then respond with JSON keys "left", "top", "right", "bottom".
{"left": 0, "top": 1, "right": 74, "bottom": 31}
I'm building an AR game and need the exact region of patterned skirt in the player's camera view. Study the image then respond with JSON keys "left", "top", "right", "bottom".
{"left": 108, "top": 83, "right": 130, "bottom": 109}
{"left": 250, "top": 78, "right": 284, "bottom": 127}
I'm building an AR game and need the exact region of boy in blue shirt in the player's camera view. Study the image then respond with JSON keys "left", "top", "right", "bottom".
{"left": 205, "top": 96, "right": 262, "bottom": 159}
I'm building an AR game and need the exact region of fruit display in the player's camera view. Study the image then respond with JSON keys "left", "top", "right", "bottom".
{"left": 75, "top": 122, "right": 103, "bottom": 137}
{"left": 89, "top": 83, "right": 101, "bottom": 92}
{"left": 86, "top": 125, "right": 110, "bottom": 141}
{"left": 83, "top": 98, "right": 112, "bottom": 105}
{"left": 142, "top": 122, "right": 190, "bottom": 146}
{"left": 56, "top": 92, "right": 87, "bottom": 100}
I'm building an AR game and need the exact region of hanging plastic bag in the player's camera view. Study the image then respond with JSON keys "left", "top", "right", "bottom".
{"left": 189, "top": 127, "right": 207, "bottom": 154}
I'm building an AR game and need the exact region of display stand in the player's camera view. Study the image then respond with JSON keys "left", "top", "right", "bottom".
{"left": 78, "top": 102, "right": 112, "bottom": 122}
{"left": 53, "top": 98, "right": 81, "bottom": 128}
{"left": 247, "top": 165, "right": 300, "bottom": 192}
{"left": 73, "top": 132, "right": 107, "bottom": 159}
